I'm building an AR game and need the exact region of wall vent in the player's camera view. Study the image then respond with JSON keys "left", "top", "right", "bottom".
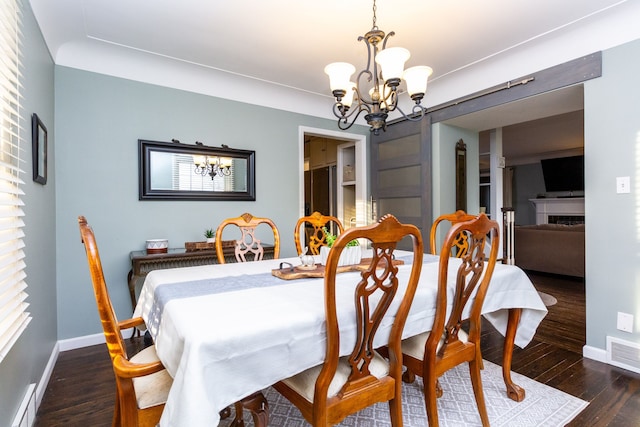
{"left": 607, "top": 336, "right": 640, "bottom": 374}
{"left": 11, "top": 383, "right": 36, "bottom": 427}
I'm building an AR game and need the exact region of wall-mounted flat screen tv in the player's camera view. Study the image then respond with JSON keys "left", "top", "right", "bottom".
{"left": 540, "top": 155, "right": 584, "bottom": 192}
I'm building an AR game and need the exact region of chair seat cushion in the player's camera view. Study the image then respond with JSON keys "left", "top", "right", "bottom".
{"left": 130, "top": 346, "right": 173, "bottom": 410}
{"left": 281, "top": 350, "right": 389, "bottom": 402}
{"left": 401, "top": 329, "right": 469, "bottom": 360}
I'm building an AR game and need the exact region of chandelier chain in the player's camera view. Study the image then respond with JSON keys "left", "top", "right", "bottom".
{"left": 372, "top": 0, "right": 377, "bottom": 29}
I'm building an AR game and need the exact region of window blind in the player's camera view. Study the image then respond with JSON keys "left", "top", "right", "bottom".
{"left": 0, "top": 0, "right": 30, "bottom": 363}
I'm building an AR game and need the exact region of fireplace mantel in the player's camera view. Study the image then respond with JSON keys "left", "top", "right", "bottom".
{"left": 529, "top": 197, "right": 585, "bottom": 224}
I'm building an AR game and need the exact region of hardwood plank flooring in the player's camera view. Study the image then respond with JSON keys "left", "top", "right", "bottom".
{"left": 34, "top": 271, "right": 640, "bottom": 426}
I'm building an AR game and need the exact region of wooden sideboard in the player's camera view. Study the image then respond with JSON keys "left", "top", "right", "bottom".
{"left": 127, "top": 244, "right": 275, "bottom": 311}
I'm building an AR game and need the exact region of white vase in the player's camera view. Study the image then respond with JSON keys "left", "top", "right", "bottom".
{"left": 320, "top": 245, "right": 362, "bottom": 267}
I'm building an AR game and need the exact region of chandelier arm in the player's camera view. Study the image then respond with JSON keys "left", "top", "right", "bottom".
{"left": 331, "top": 100, "right": 366, "bottom": 122}
{"left": 381, "top": 31, "right": 395, "bottom": 50}
{"left": 391, "top": 102, "right": 428, "bottom": 122}
{"left": 358, "top": 35, "right": 374, "bottom": 78}
{"left": 378, "top": 86, "right": 397, "bottom": 112}
{"left": 355, "top": 69, "right": 375, "bottom": 104}
{"left": 337, "top": 105, "right": 369, "bottom": 131}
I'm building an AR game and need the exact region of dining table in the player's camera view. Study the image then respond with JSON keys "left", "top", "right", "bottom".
{"left": 133, "top": 250, "right": 548, "bottom": 427}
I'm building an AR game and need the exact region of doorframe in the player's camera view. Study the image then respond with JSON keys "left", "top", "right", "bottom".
{"left": 298, "top": 126, "right": 367, "bottom": 226}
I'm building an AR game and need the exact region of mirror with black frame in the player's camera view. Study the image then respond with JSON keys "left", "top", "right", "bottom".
{"left": 139, "top": 139, "right": 256, "bottom": 201}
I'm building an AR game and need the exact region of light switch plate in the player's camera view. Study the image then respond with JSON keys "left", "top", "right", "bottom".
{"left": 616, "top": 176, "right": 631, "bottom": 194}
{"left": 617, "top": 312, "right": 634, "bottom": 333}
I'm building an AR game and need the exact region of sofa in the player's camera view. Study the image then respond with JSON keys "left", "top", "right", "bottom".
{"left": 514, "top": 223, "right": 585, "bottom": 278}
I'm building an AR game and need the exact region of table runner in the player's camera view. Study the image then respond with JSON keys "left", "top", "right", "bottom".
{"left": 134, "top": 253, "right": 547, "bottom": 427}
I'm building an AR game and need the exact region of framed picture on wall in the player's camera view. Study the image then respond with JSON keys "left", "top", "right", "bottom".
{"left": 32, "top": 113, "right": 47, "bottom": 185}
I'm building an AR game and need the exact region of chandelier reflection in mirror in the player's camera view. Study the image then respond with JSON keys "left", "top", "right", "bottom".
{"left": 193, "top": 155, "right": 232, "bottom": 180}
{"left": 324, "top": 0, "right": 433, "bottom": 134}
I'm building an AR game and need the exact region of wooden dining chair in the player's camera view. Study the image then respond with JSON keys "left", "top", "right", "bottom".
{"left": 78, "top": 216, "right": 172, "bottom": 427}
{"left": 401, "top": 213, "right": 499, "bottom": 427}
{"left": 273, "top": 214, "right": 424, "bottom": 426}
{"left": 215, "top": 212, "right": 281, "bottom": 263}
{"left": 429, "top": 210, "right": 477, "bottom": 257}
{"left": 79, "top": 216, "right": 268, "bottom": 427}
{"left": 294, "top": 211, "right": 344, "bottom": 255}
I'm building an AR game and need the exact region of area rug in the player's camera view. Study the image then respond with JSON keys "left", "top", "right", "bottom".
{"left": 537, "top": 291, "right": 558, "bottom": 307}
{"left": 220, "top": 360, "right": 587, "bottom": 426}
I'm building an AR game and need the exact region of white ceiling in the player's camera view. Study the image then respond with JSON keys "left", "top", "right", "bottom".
{"left": 28, "top": 0, "right": 639, "bottom": 159}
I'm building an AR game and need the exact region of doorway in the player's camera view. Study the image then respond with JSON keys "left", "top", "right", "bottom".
{"left": 298, "top": 127, "right": 367, "bottom": 231}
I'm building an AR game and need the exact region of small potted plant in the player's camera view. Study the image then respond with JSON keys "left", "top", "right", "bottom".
{"left": 320, "top": 227, "right": 361, "bottom": 266}
{"left": 204, "top": 228, "right": 215, "bottom": 243}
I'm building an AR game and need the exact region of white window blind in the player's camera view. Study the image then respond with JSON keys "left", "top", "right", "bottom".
{"left": 0, "top": 0, "right": 30, "bottom": 363}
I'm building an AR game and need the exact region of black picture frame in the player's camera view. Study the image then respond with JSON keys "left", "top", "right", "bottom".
{"left": 32, "top": 113, "right": 48, "bottom": 185}
{"left": 138, "top": 139, "right": 256, "bottom": 201}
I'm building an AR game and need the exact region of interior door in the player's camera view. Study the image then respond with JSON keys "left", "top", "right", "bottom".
{"left": 370, "top": 117, "right": 432, "bottom": 250}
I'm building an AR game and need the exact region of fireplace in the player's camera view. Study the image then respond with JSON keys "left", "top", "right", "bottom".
{"left": 548, "top": 215, "right": 584, "bottom": 225}
{"left": 529, "top": 197, "right": 585, "bottom": 225}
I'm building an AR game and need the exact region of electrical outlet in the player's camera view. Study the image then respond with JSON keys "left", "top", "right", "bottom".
{"left": 616, "top": 176, "right": 630, "bottom": 194}
{"left": 617, "top": 312, "right": 634, "bottom": 333}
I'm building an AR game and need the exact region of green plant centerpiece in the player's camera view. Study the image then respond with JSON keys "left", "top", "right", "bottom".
{"left": 320, "top": 227, "right": 361, "bottom": 266}
{"left": 204, "top": 228, "right": 215, "bottom": 243}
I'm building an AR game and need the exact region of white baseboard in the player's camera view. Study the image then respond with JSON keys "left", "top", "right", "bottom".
{"left": 35, "top": 342, "right": 59, "bottom": 408}
{"left": 57, "top": 328, "right": 135, "bottom": 352}
{"left": 583, "top": 344, "right": 607, "bottom": 362}
{"left": 57, "top": 332, "right": 105, "bottom": 352}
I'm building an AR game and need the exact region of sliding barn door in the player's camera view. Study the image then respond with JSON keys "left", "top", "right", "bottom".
{"left": 370, "top": 117, "right": 432, "bottom": 250}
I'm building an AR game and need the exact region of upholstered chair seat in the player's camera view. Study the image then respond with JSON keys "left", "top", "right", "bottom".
{"left": 129, "top": 346, "right": 173, "bottom": 410}
{"left": 279, "top": 351, "right": 389, "bottom": 402}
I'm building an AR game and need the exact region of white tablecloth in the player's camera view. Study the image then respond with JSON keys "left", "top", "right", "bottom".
{"left": 133, "top": 252, "right": 547, "bottom": 427}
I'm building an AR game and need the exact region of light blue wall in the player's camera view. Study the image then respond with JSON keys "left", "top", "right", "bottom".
{"left": 0, "top": 1, "right": 57, "bottom": 424}
{"left": 432, "top": 123, "right": 480, "bottom": 214}
{"left": 584, "top": 38, "right": 640, "bottom": 350}
{"left": 54, "top": 67, "right": 369, "bottom": 339}
{"left": 431, "top": 123, "right": 480, "bottom": 248}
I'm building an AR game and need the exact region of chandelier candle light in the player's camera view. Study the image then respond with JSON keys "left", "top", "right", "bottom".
{"left": 193, "top": 155, "right": 232, "bottom": 180}
{"left": 324, "top": 0, "right": 433, "bottom": 134}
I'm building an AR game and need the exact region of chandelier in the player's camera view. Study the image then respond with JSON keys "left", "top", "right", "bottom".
{"left": 193, "top": 155, "right": 232, "bottom": 180}
{"left": 324, "top": 0, "right": 433, "bottom": 134}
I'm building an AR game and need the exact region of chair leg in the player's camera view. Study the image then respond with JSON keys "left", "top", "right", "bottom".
{"left": 388, "top": 396, "right": 403, "bottom": 427}
{"left": 424, "top": 371, "right": 440, "bottom": 427}
{"left": 469, "top": 359, "right": 490, "bottom": 426}
{"left": 230, "top": 392, "right": 269, "bottom": 427}
{"left": 112, "top": 391, "right": 121, "bottom": 427}
{"left": 402, "top": 368, "right": 416, "bottom": 383}
{"left": 244, "top": 392, "right": 269, "bottom": 427}
{"left": 230, "top": 401, "right": 245, "bottom": 427}
{"left": 219, "top": 406, "right": 232, "bottom": 420}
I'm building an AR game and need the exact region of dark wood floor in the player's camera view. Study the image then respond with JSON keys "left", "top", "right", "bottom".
{"left": 34, "top": 271, "right": 640, "bottom": 426}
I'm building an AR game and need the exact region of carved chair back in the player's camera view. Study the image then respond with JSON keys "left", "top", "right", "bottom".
{"left": 78, "top": 216, "right": 170, "bottom": 427}
{"left": 294, "top": 211, "right": 344, "bottom": 255}
{"left": 273, "top": 214, "right": 424, "bottom": 426}
{"left": 403, "top": 213, "right": 500, "bottom": 427}
{"left": 215, "top": 212, "right": 280, "bottom": 263}
{"left": 430, "top": 210, "right": 477, "bottom": 257}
